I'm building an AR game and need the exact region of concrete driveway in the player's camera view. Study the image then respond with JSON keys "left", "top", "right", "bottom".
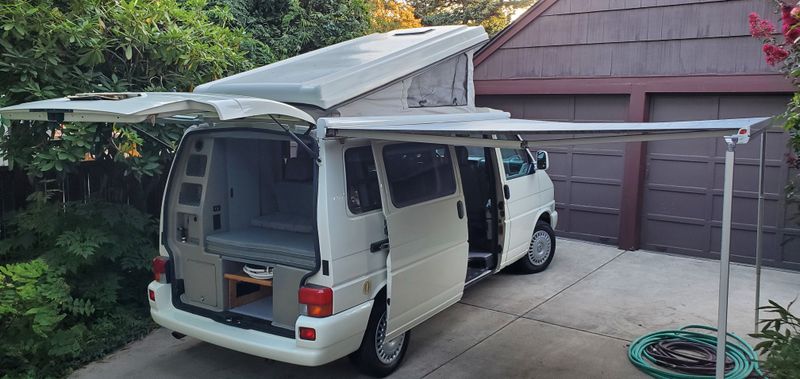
{"left": 71, "top": 239, "right": 800, "bottom": 379}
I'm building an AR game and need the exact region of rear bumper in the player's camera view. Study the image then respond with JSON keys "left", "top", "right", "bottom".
{"left": 148, "top": 282, "right": 372, "bottom": 366}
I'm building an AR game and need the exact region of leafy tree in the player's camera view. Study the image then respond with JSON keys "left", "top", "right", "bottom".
{"left": 0, "top": 1, "right": 258, "bottom": 376}
{"left": 408, "top": 0, "right": 535, "bottom": 35}
{"left": 208, "top": 0, "right": 372, "bottom": 61}
{"left": 0, "top": 0, "right": 260, "bottom": 210}
{"left": 0, "top": 194, "right": 158, "bottom": 377}
{"left": 368, "top": 0, "right": 422, "bottom": 33}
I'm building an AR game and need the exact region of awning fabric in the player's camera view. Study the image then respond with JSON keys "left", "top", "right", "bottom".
{"left": 321, "top": 112, "right": 771, "bottom": 148}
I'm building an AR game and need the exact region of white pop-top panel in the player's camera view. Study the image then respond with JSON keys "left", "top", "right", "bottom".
{"left": 0, "top": 92, "right": 315, "bottom": 124}
{"left": 194, "top": 26, "right": 488, "bottom": 109}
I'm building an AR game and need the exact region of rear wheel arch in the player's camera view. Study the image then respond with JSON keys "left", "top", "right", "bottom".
{"left": 537, "top": 211, "right": 552, "bottom": 225}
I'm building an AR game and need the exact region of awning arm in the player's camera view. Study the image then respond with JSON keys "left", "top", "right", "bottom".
{"left": 269, "top": 115, "right": 319, "bottom": 161}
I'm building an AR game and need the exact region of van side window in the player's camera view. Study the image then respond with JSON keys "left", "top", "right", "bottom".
{"left": 383, "top": 143, "right": 456, "bottom": 208}
{"left": 500, "top": 148, "right": 533, "bottom": 179}
{"left": 344, "top": 146, "right": 382, "bottom": 214}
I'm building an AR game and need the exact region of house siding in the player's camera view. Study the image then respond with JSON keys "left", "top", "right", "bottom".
{"left": 475, "top": 0, "right": 777, "bottom": 80}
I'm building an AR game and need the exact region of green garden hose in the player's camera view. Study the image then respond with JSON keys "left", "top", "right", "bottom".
{"left": 628, "top": 325, "right": 764, "bottom": 379}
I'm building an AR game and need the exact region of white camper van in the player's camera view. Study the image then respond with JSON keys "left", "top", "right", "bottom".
{"left": 0, "top": 26, "right": 766, "bottom": 377}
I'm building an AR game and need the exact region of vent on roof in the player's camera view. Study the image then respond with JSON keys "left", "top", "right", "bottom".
{"left": 394, "top": 28, "right": 434, "bottom": 36}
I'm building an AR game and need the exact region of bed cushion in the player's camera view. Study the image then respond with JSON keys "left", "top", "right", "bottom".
{"left": 206, "top": 227, "right": 315, "bottom": 269}
{"left": 251, "top": 214, "right": 313, "bottom": 233}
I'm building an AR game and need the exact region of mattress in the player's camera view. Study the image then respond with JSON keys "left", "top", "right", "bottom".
{"left": 206, "top": 227, "right": 316, "bottom": 269}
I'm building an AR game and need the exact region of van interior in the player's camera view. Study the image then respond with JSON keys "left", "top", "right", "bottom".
{"left": 455, "top": 146, "right": 501, "bottom": 285}
{"left": 167, "top": 129, "right": 316, "bottom": 331}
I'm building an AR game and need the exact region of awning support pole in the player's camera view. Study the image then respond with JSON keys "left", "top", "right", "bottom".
{"left": 754, "top": 132, "right": 767, "bottom": 333}
{"left": 716, "top": 138, "right": 737, "bottom": 379}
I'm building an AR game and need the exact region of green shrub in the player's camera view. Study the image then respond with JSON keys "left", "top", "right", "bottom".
{"left": 751, "top": 299, "right": 800, "bottom": 379}
{"left": 0, "top": 194, "right": 158, "bottom": 378}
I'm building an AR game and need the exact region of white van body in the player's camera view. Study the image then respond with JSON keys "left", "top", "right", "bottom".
{"left": 138, "top": 26, "right": 561, "bottom": 375}
{"left": 147, "top": 116, "right": 557, "bottom": 368}
{"left": 0, "top": 25, "right": 766, "bottom": 378}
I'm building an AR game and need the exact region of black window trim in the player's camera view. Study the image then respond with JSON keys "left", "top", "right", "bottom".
{"left": 382, "top": 142, "right": 458, "bottom": 209}
{"left": 343, "top": 145, "right": 383, "bottom": 216}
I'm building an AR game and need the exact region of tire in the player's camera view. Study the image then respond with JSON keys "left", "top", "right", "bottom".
{"left": 513, "top": 220, "right": 556, "bottom": 274}
{"left": 350, "top": 297, "right": 410, "bottom": 377}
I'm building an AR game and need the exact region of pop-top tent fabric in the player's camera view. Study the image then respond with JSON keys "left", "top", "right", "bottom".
{"left": 193, "top": 26, "right": 487, "bottom": 116}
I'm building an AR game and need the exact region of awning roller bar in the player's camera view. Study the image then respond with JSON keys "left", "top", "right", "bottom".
{"left": 323, "top": 116, "right": 772, "bottom": 148}
{"left": 331, "top": 128, "right": 745, "bottom": 149}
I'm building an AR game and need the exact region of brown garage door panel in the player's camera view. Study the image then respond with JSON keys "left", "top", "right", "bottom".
{"left": 642, "top": 219, "right": 711, "bottom": 255}
{"left": 709, "top": 227, "right": 800, "bottom": 269}
{"left": 570, "top": 181, "right": 621, "bottom": 210}
{"left": 563, "top": 208, "right": 620, "bottom": 243}
{"left": 476, "top": 94, "right": 628, "bottom": 245}
{"left": 643, "top": 94, "right": 796, "bottom": 269}
{"left": 645, "top": 189, "right": 707, "bottom": 220}
{"left": 647, "top": 158, "right": 710, "bottom": 188}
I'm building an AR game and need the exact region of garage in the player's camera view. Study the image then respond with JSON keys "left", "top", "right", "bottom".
{"left": 643, "top": 94, "right": 799, "bottom": 269}
{"left": 474, "top": 0, "right": 799, "bottom": 268}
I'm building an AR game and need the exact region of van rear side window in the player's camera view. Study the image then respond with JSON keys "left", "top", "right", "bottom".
{"left": 383, "top": 143, "right": 456, "bottom": 208}
{"left": 345, "top": 146, "right": 382, "bottom": 214}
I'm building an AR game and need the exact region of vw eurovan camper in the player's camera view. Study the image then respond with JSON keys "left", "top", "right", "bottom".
{"left": 148, "top": 26, "right": 560, "bottom": 377}
{"left": 0, "top": 25, "right": 767, "bottom": 378}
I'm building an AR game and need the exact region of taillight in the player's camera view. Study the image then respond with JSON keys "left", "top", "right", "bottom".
{"left": 299, "top": 327, "right": 317, "bottom": 341}
{"left": 152, "top": 256, "right": 170, "bottom": 283}
{"left": 299, "top": 286, "right": 333, "bottom": 318}
{"left": 148, "top": 289, "right": 156, "bottom": 301}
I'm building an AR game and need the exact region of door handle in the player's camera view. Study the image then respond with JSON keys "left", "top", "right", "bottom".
{"left": 503, "top": 185, "right": 511, "bottom": 200}
{"left": 457, "top": 200, "right": 464, "bottom": 219}
{"left": 370, "top": 238, "right": 390, "bottom": 253}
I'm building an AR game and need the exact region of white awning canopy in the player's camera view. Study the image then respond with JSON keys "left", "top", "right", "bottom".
{"left": 320, "top": 113, "right": 771, "bottom": 148}
{"left": 0, "top": 92, "right": 316, "bottom": 124}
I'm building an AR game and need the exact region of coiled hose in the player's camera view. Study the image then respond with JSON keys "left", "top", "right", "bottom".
{"left": 628, "top": 325, "right": 764, "bottom": 379}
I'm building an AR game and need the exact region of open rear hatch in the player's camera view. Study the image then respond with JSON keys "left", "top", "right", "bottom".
{"left": 0, "top": 92, "right": 315, "bottom": 124}
{"left": 1, "top": 93, "right": 319, "bottom": 335}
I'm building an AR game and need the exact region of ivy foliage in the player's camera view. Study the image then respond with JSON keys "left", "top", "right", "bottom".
{"left": 0, "top": 193, "right": 158, "bottom": 377}
{"left": 751, "top": 299, "right": 800, "bottom": 379}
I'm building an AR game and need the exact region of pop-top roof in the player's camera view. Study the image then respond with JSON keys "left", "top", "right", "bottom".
{"left": 194, "top": 25, "right": 488, "bottom": 110}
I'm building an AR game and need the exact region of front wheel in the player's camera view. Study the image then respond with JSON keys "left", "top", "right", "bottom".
{"left": 350, "top": 300, "right": 410, "bottom": 377}
{"left": 513, "top": 220, "right": 556, "bottom": 274}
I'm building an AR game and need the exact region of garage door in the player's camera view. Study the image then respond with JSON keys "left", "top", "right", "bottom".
{"left": 477, "top": 94, "right": 628, "bottom": 244}
{"left": 643, "top": 94, "right": 800, "bottom": 269}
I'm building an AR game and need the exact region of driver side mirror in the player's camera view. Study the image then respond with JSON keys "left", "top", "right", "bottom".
{"left": 535, "top": 151, "right": 549, "bottom": 171}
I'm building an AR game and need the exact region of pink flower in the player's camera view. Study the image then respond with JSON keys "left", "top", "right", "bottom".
{"left": 782, "top": 5, "right": 800, "bottom": 43}
{"left": 749, "top": 12, "right": 776, "bottom": 38}
{"left": 792, "top": 7, "right": 800, "bottom": 18}
{"left": 763, "top": 43, "right": 790, "bottom": 65}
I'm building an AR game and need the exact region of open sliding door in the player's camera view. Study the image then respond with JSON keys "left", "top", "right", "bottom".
{"left": 372, "top": 141, "right": 468, "bottom": 340}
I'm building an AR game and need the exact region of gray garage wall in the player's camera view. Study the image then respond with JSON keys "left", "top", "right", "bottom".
{"left": 478, "top": 93, "right": 799, "bottom": 270}
{"left": 477, "top": 94, "right": 629, "bottom": 244}
{"left": 643, "top": 94, "right": 799, "bottom": 269}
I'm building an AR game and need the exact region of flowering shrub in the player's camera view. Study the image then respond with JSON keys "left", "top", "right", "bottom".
{"left": 749, "top": 2, "right": 800, "bottom": 226}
